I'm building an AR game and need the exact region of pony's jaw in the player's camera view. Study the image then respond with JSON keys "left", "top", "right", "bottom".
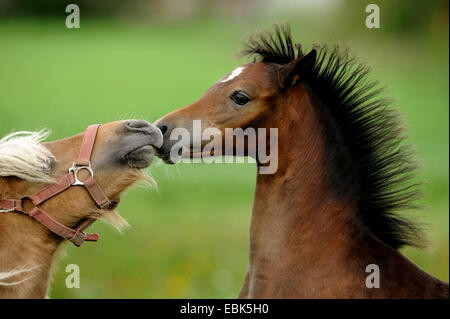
{"left": 125, "top": 145, "right": 157, "bottom": 168}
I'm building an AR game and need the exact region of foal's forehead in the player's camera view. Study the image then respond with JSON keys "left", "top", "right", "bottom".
{"left": 219, "top": 66, "right": 247, "bottom": 83}
{"left": 214, "top": 63, "right": 272, "bottom": 87}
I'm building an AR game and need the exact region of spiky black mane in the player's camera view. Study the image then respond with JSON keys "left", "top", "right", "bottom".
{"left": 242, "top": 24, "right": 423, "bottom": 249}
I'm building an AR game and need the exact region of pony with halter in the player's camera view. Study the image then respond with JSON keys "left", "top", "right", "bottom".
{"left": 0, "top": 120, "right": 162, "bottom": 298}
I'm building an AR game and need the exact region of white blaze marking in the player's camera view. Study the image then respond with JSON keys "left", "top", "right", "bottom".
{"left": 220, "top": 66, "right": 245, "bottom": 83}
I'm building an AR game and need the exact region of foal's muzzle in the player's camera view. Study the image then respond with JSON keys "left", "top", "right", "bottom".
{"left": 153, "top": 119, "right": 179, "bottom": 164}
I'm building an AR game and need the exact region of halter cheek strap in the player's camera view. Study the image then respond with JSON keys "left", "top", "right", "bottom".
{"left": 0, "top": 124, "right": 119, "bottom": 247}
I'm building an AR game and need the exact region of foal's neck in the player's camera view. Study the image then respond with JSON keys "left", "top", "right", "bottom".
{"left": 246, "top": 87, "right": 367, "bottom": 297}
{"left": 242, "top": 86, "right": 448, "bottom": 298}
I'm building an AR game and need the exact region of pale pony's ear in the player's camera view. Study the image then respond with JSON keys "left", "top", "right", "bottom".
{"left": 277, "top": 49, "right": 316, "bottom": 89}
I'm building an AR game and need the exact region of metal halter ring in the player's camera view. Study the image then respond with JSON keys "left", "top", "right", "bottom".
{"left": 69, "top": 162, "right": 94, "bottom": 186}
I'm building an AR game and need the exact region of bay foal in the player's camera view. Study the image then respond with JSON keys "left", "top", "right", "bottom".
{"left": 0, "top": 120, "right": 162, "bottom": 298}
{"left": 155, "top": 25, "right": 448, "bottom": 298}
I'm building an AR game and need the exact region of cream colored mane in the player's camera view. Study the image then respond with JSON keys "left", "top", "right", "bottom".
{"left": 0, "top": 130, "right": 54, "bottom": 183}
{"left": 0, "top": 130, "right": 53, "bottom": 287}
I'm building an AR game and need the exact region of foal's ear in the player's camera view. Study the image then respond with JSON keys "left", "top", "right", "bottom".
{"left": 277, "top": 49, "right": 316, "bottom": 89}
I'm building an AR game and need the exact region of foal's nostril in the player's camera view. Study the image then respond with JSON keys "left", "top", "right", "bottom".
{"left": 159, "top": 125, "right": 168, "bottom": 136}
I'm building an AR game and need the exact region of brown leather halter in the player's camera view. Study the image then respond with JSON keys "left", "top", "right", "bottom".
{"left": 0, "top": 124, "right": 118, "bottom": 246}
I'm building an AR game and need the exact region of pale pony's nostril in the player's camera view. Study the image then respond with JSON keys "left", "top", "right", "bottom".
{"left": 125, "top": 120, "right": 163, "bottom": 148}
{"left": 126, "top": 120, "right": 151, "bottom": 130}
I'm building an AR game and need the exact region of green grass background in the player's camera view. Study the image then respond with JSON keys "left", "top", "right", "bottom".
{"left": 0, "top": 12, "right": 448, "bottom": 298}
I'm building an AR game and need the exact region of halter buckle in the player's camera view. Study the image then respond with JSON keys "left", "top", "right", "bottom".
{"left": 69, "top": 162, "right": 94, "bottom": 186}
{"left": 71, "top": 231, "right": 87, "bottom": 247}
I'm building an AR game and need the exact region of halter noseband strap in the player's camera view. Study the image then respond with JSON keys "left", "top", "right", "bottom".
{"left": 0, "top": 124, "right": 118, "bottom": 247}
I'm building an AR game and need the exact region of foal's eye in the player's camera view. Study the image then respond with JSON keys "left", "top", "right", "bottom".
{"left": 230, "top": 91, "right": 251, "bottom": 106}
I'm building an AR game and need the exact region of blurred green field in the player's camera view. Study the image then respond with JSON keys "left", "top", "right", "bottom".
{"left": 0, "top": 14, "right": 448, "bottom": 298}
